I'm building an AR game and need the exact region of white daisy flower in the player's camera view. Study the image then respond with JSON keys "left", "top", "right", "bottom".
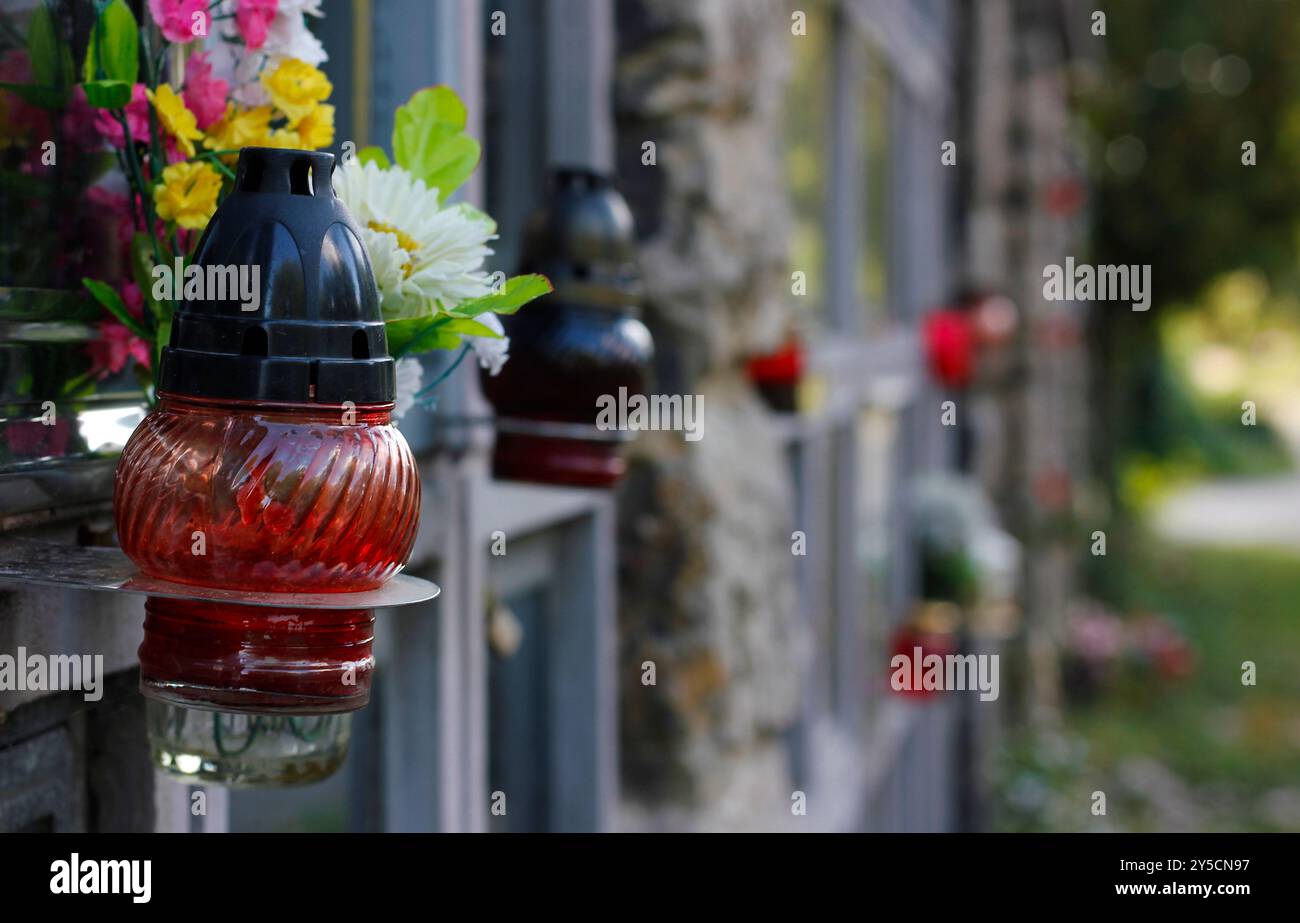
{"left": 465, "top": 312, "right": 510, "bottom": 376}
{"left": 333, "top": 159, "right": 498, "bottom": 320}
{"left": 360, "top": 229, "right": 411, "bottom": 305}
{"left": 262, "top": 11, "right": 328, "bottom": 67}
{"left": 392, "top": 356, "right": 424, "bottom": 421}
{"left": 210, "top": 0, "right": 320, "bottom": 16}
{"left": 279, "top": 0, "right": 325, "bottom": 18}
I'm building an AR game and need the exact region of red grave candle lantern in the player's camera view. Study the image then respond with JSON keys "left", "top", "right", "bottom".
{"left": 888, "top": 602, "right": 961, "bottom": 700}
{"left": 480, "top": 169, "right": 654, "bottom": 488}
{"left": 921, "top": 309, "right": 976, "bottom": 390}
{"left": 747, "top": 337, "right": 805, "bottom": 413}
{"left": 921, "top": 292, "right": 1020, "bottom": 390}
{"left": 115, "top": 148, "right": 418, "bottom": 713}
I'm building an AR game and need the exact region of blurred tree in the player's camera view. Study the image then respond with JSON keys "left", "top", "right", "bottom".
{"left": 1087, "top": 0, "right": 1300, "bottom": 298}
{"left": 1083, "top": 0, "right": 1300, "bottom": 496}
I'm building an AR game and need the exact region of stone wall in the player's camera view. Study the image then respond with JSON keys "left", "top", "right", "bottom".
{"left": 611, "top": 0, "right": 808, "bottom": 817}
{"left": 959, "top": 0, "right": 1093, "bottom": 721}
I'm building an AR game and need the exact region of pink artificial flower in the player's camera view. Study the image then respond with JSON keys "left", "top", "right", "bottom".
{"left": 182, "top": 52, "right": 230, "bottom": 130}
{"left": 60, "top": 86, "right": 102, "bottom": 149}
{"left": 88, "top": 320, "right": 152, "bottom": 379}
{"left": 92, "top": 84, "right": 149, "bottom": 147}
{"left": 236, "top": 0, "right": 279, "bottom": 51}
{"left": 1067, "top": 606, "right": 1125, "bottom": 663}
{"left": 0, "top": 50, "right": 51, "bottom": 144}
{"left": 6, "top": 418, "right": 72, "bottom": 459}
{"left": 120, "top": 281, "right": 146, "bottom": 319}
{"left": 0, "top": 48, "right": 28, "bottom": 83}
{"left": 85, "top": 185, "right": 136, "bottom": 246}
{"left": 164, "top": 136, "right": 189, "bottom": 164}
{"left": 147, "top": 0, "right": 211, "bottom": 45}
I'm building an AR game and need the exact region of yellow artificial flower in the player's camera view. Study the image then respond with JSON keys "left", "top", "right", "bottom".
{"left": 204, "top": 104, "right": 274, "bottom": 156}
{"left": 147, "top": 83, "right": 203, "bottom": 158}
{"left": 265, "top": 128, "right": 302, "bottom": 149}
{"left": 153, "top": 161, "right": 222, "bottom": 231}
{"left": 260, "top": 58, "right": 332, "bottom": 127}
{"left": 294, "top": 103, "right": 335, "bottom": 150}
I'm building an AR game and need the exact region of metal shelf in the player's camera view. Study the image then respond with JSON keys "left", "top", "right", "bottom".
{"left": 0, "top": 536, "right": 439, "bottom": 610}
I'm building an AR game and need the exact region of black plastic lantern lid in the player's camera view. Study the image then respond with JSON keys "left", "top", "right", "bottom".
{"left": 520, "top": 167, "right": 643, "bottom": 311}
{"left": 159, "top": 147, "right": 394, "bottom": 405}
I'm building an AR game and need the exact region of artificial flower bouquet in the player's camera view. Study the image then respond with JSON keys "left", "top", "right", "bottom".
{"left": 2, "top": 0, "right": 547, "bottom": 408}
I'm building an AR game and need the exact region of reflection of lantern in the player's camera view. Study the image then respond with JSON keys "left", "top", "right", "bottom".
{"left": 481, "top": 169, "right": 654, "bottom": 488}
{"left": 747, "top": 337, "right": 805, "bottom": 413}
{"left": 114, "top": 148, "right": 419, "bottom": 713}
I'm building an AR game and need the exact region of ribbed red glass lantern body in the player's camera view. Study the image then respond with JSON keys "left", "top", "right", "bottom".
{"left": 115, "top": 394, "right": 419, "bottom": 593}
{"left": 139, "top": 597, "right": 374, "bottom": 713}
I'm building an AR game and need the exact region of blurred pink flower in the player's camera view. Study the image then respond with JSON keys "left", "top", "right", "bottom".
{"left": 92, "top": 84, "right": 149, "bottom": 147}
{"left": 6, "top": 418, "right": 72, "bottom": 459}
{"left": 1130, "top": 615, "right": 1195, "bottom": 681}
{"left": 0, "top": 50, "right": 52, "bottom": 145}
{"left": 61, "top": 86, "right": 101, "bottom": 148}
{"left": 88, "top": 323, "right": 152, "bottom": 377}
{"left": 88, "top": 320, "right": 152, "bottom": 379}
{"left": 86, "top": 283, "right": 149, "bottom": 378}
{"left": 147, "top": 0, "right": 210, "bottom": 44}
{"left": 236, "top": 0, "right": 280, "bottom": 50}
{"left": 183, "top": 52, "right": 230, "bottom": 130}
{"left": 85, "top": 185, "right": 136, "bottom": 247}
{"left": 164, "top": 136, "right": 189, "bottom": 164}
{"left": 120, "top": 281, "right": 146, "bottom": 319}
{"left": 1068, "top": 605, "right": 1125, "bottom": 662}
{"left": 0, "top": 48, "right": 28, "bottom": 82}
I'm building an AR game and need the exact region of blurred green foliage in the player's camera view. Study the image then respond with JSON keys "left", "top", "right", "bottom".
{"left": 1119, "top": 349, "right": 1290, "bottom": 506}
{"left": 1002, "top": 543, "right": 1300, "bottom": 832}
{"left": 1085, "top": 1, "right": 1300, "bottom": 493}
{"left": 1087, "top": 0, "right": 1300, "bottom": 301}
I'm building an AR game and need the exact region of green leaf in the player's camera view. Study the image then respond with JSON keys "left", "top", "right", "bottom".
{"left": 27, "top": 2, "right": 73, "bottom": 91}
{"left": 402, "top": 323, "right": 464, "bottom": 357}
{"left": 82, "top": 277, "right": 150, "bottom": 341}
{"left": 384, "top": 315, "right": 432, "bottom": 357}
{"left": 447, "top": 273, "right": 552, "bottom": 318}
{"left": 59, "top": 369, "right": 97, "bottom": 398}
{"left": 83, "top": 0, "right": 139, "bottom": 84}
{"left": 0, "top": 80, "right": 67, "bottom": 109}
{"left": 437, "top": 316, "right": 502, "bottom": 338}
{"left": 385, "top": 311, "right": 505, "bottom": 359}
{"left": 357, "top": 146, "right": 389, "bottom": 168}
{"left": 385, "top": 315, "right": 462, "bottom": 358}
{"left": 129, "top": 233, "right": 167, "bottom": 322}
{"left": 391, "top": 86, "right": 481, "bottom": 201}
{"left": 82, "top": 78, "right": 132, "bottom": 109}
{"left": 132, "top": 361, "right": 153, "bottom": 395}
{"left": 154, "top": 316, "right": 171, "bottom": 372}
